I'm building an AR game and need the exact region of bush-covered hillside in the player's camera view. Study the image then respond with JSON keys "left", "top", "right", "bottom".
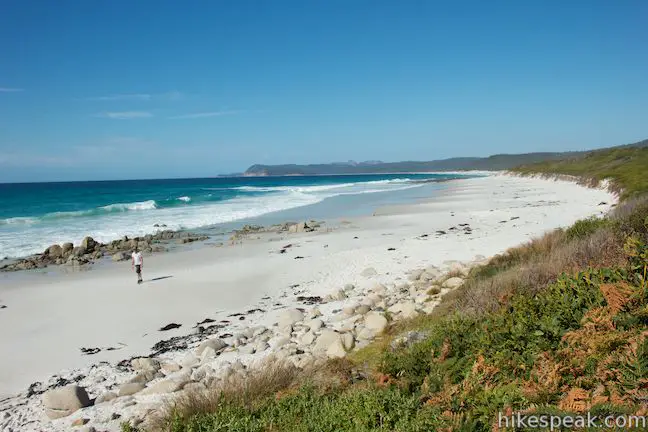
{"left": 129, "top": 147, "right": 648, "bottom": 432}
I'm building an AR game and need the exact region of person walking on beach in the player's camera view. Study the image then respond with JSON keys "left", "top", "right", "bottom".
{"left": 132, "top": 248, "right": 144, "bottom": 284}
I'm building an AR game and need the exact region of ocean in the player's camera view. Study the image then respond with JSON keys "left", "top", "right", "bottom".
{"left": 0, "top": 173, "right": 472, "bottom": 259}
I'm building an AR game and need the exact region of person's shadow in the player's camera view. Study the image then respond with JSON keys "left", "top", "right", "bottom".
{"left": 147, "top": 276, "right": 173, "bottom": 282}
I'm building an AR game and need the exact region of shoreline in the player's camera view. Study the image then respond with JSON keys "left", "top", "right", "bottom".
{"left": 0, "top": 172, "right": 478, "bottom": 262}
{"left": 0, "top": 174, "right": 617, "bottom": 431}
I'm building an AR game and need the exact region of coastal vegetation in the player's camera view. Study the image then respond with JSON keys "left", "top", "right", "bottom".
{"left": 128, "top": 145, "right": 648, "bottom": 432}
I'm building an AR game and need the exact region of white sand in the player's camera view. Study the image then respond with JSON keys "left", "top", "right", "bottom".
{"left": 0, "top": 173, "right": 616, "bottom": 430}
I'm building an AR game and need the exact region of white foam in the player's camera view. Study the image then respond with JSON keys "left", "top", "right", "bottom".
{"left": 0, "top": 178, "right": 426, "bottom": 258}
{"left": 100, "top": 200, "right": 158, "bottom": 212}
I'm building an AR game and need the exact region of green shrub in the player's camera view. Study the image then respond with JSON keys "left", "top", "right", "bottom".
{"left": 565, "top": 217, "right": 610, "bottom": 240}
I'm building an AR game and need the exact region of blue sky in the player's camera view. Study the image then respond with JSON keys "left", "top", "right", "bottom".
{"left": 1, "top": 1, "right": 647, "bottom": 182}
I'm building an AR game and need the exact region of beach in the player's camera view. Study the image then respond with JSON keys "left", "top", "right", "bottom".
{"left": 0, "top": 173, "right": 616, "bottom": 431}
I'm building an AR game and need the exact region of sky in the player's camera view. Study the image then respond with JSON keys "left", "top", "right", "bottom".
{"left": 1, "top": 0, "right": 647, "bottom": 182}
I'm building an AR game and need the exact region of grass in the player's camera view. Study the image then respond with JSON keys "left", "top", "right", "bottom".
{"left": 512, "top": 144, "right": 648, "bottom": 199}
{"left": 133, "top": 238, "right": 648, "bottom": 431}
{"left": 126, "top": 146, "right": 648, "bottom": 432}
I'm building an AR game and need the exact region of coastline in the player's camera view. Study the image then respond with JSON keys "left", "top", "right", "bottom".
{"left": 0, "top": 174, "right": 616, "bottom": 431}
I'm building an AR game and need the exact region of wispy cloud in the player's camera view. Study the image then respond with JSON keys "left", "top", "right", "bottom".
{"left": 169, "top": 110, "right": 241, "bottom": 119}
{"left": 85, "top": 91, "right": 184, "bottom": 102}
{"left": 95, "top": 111, "right": 153, "bottom": 120}
{"left": 0, "top": 87, "right": 24, "bottom": 92}
{"left": 87, "top": 93, "right": 152, "bottom": 101}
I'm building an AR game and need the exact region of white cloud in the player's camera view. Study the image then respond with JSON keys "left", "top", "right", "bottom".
{"left": 95, "top": 111, "right": 153, "bottom": 120}
{"left": 86, "top": 91, "right": 184, "bottom": 102}
{"left": 0, "top": 88, "right": 24, "bottom": 92}
{"left": 169, "top": 110, "right": 241, "bottom": 119}
{"left": 87, "top": 93, "right": 152, "bottom": 101}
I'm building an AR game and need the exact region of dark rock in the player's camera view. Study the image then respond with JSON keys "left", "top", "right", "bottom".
{"left": 46, "top": 244, "right": 63, "bottom": 259}
{"left": 62, "top": 242, "right": 74, "bottom": 254}
{"left": 195, "top": 318, "right": 216, "bottom": 327}
{"left": 159, "top": 323, "right": 182, "bottom": 331}
{"left": 296, "top": 296, "right": 323, "bottom": 305}
{"left": 81, "top": 236, "right": 97, "bottom": 253}
{"left": 387, "top": 248, "right": 396, "bottom": 251}
{"left": 80, "top": 347, "right": 101, "bottom": 355}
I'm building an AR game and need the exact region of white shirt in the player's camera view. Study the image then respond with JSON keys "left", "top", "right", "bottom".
{"left": 132, "top": 252, "right": 143, "bottom": 265}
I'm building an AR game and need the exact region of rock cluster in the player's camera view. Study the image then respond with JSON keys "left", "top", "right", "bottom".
{"left": 7, "top": 257, "right": 484, "bottom": 431}
{"left": 0, "top": 231, "right": 210, "bottom": 272}
{"left": 230, "top": 221, "right": 323, "bottom": 243}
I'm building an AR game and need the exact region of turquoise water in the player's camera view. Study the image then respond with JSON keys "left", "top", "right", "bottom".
{"left": 0, "top": 174, "right": 469, "bottom": 258}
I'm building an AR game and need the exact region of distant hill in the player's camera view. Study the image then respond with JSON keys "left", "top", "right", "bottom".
{"left": 244, "top": 153, "right": 583, "bottom": 176}
{"left": 244, "top": 139, "right": 648, "bottom": 176}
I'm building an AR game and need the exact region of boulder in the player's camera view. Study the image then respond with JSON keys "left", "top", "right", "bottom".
{"left": 356, "top": 326, "right": 375, "bottom": 340}
{"left": 238, "top": 345, "right": 256, "bottom": 355}
{"left": 253, "top": 340, "right": 269, "bottom": 353}
{"left": 277, "top": 308, "right": 304, "bottom": 329}
{"left": 443, "top": 277, "right": 464, "bottom": 289}
{"left": 342, "top": 305, "right": 357, "bottom": 317}
{"left": 42, "top": 385, "right": 91, "bottom": 419}
{"left": 326, "top": 339, "right": 347, "bottom": 358}
{"left": 181, "top": 352, "right": 199, "bottom": 369}
{"left": 388, "top": 301, "right": 418, "bottom": 319}
{"left": 331, "top": 289, "right": 347, "bottom": 301}
{"left": 191, "top": 365, "right": 214, "bottom": 381}
{"left": 401, "top": 303, "right": 420, "bottom": 319}
{"left": 299, "top": 331, "right": 316, "bottom": 346}
{"left": 200, "top": 346, "right": 217, "bottom": 362}
{"left": 81, "top": 236, "right": 97, "bottom": 253}
{"left": 196, "top": 338, "right": 227, "bottom": 356}
{"left": 95, "top": 391, "right": 117, "bottom": 404}
{"left": 46, "top": 244, "right": 63, "bottom": 259}
{"left": 307, "top": 318, "right": 324, "bottom": 332}
{"left": 288, "top": 222, "right": 312, "bottom": 233}
{"left": 128, "top": 370, "right": 158, "bottom": 384}
{"left": 364, "top": 312, "right": 388, "bottom": 334}
{"left": 112, "top": 252, "right": 129, "bottom": 262}
{"left": 271, "top": 336, "right": 291, "bottom": 349}
{"left": 61, "top": 242, "right": 74, "bottom": 255}
{"left": 141, "top": 378, "right": 188, "bottom": 395}
{"left": 131, "top": 357, "right": 160, "bottom": 372}
{"left": 355, "top": 305, "right": 371, "bottom": 315}
{"left": 341, "top": 332, "right": 355, "bottom": 351}
{"left": 313, "top": 330, "right": 340, "bottom": 353}
{"left": 118, "top": 382, "right": 146, "bottom": 396}
{"left": 160, "top": 362, "right": 181, "bottom": 375}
